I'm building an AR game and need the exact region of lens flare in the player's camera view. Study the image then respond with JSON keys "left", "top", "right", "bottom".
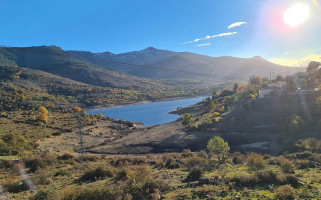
{"left": 312, "top": 0, "right": 320, "bottom": 8}
{"left": 284, "top": 3, "right": 310, "bottom": 27}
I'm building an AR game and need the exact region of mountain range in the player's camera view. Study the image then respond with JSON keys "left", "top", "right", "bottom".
{"left": 69, "top": 47, "right": 285, "bottom": 80}
{"left": 0, "top": 45, "right": 286, "bottom": 92}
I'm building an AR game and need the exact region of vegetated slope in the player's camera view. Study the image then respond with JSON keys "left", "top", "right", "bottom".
{"left": 69, "top": 47, "right": 285, "bottom": 80}
{"left": 0, "top": 65, "right": 217, "bottom": 110}
{"left": 0, "top": 65, "right": 144, "bottom": 110}
{"left": 0, "top": 46, "right": 166, "bottom": 90}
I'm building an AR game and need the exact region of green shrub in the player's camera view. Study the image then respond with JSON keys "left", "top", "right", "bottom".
{"left": 256, "top": 169, "right": 278, "bottom": 185}
{"left": 197, "top": 150, "right": 208, "bottom": 159}
{"left": 247, "top": 153, "right": 266, "bottom": 170}
{"left": 24, "top": 158, "right": 45, "bottom": 173}
{"left": 0, "top": 160, "right": 14, "bottom": 169}
{"left": 61, "top": 187, "right": 118, "bottom": 200}
{"left": 276, "top": 174, "right": 299, "bottom": 186}
{"left": 184, "top": 156, "right": 207, "bottom": 169}
{"left": 165, "top": 157, "right": 180, "bottom": 169}
{"left": 228, "top": 174, "right": 259, "bottom": 187}
{"left": 32, "top": 170, "right": 51, "bottom": 185}
{"left": 309, "top": 153, "right": 321, "bottom": 162}
{"left": 115, "top": 169, "right": 128, "bottom": 181}
{"left": 122, "top": 165, "right": 168, "bottom": 199}
{"left": 297, "top": 160, "right": 309, "bottom": 169}
{"left": 57, "top": 154, "right": 74, "bottom": 160}
{"left": 87, "top": 155, "right": 99, "bottom": 162}
{"left": 295, "top": 151, "right": 312, "bottom": 159}
{"left": 280, "top": 159, "right": 295, "bottom": 173}
{"left": 110, "top": 157, "right": 146, "bottom": 166}
{"left": 275, "top": 185, "right": 296, "bottom": 200}
{"left": 182, "top": 149, "right": 193, "bottom": 158}
{"left": 80, "top": 167, "right": 113, "bottom": 182}
{"left": 2, "top": 178, "right": 29, "bottom": 193}
{"left": 54, "top": 169, "right": 71, "bottom": 177}
{"left": 154, "top": 160, "right": 165, "bottom": 169}
{"left": 185, "top": 167, "right": 203, "bottom": 182}
{"left": 30, "top": 189, "right": 54, "bottom": 200}
{"left": 232, "top": 152, "right": 246, "bottom": 164}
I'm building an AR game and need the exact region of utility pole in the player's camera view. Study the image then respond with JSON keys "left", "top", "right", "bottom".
{"left": 72, "top": 107, "right": 87, "bottom": 165}
{"left": 76, "top": 112, "right": 86, "bottom": 165}
{"left": 270, "top": 72, "right": 272, "bottom": 81}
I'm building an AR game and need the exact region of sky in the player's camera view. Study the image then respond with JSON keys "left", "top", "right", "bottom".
{"left": 0, "top": 0, "right": 321, "bottom": 66}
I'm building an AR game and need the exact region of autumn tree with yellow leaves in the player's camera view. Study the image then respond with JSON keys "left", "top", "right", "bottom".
{"left": 36, "top": 106, "right": 49, "bottom": 122}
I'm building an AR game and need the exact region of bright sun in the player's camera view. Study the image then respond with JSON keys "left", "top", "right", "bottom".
{"left": 284, "top": 3, "right": 310, "bottom": 27}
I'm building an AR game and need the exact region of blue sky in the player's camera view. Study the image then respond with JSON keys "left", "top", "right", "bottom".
{"left": 0, "top": 0, "right": 321, "bottom": 65}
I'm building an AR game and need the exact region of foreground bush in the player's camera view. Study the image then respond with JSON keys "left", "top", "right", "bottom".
{"left": 275, "top": 174, "right": 299, "bottom": 186}
{"left": 2, "top": 178, "right": 29, "bottom": 193}
{"left": 185, "top": 167, "right": 203, "bottom": 182}
{"left": 227, "top": 173, "right": 259, "bottom": 187}
{"left": 24, "top": 158, "right": 45, "bottom": 172}
{"left": 61, "top": 187, "right": 118, "bottom": 200}
{"left": 124, "top": 165, "right": 167, "bottom": 199}
{"left": 30, "top": 189, "right": 54, "bottom": 200}
{"left": 184, "top": 156, "right": 207, "bottom": 169}
{"left": 280, "top": 159, "right": 295, "bottom": 173}
{"left": 232, "top": 152, "right": 246, "bottom": 164}
{"left": 275, "top": 185, "right": 296, "bottom": 200}
{"left": 256, "top": 169, "right": 278, "bottom": 185}
{"left": 80, "top": 167, "right": 113, "bottom": 182}
{"left": 57, "top": 154, "right": 74, "bottom": 160}
{"left": 247, "top": 153, "right": 266, "bottom": 170}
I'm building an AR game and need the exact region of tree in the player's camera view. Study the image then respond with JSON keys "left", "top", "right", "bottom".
{"left": 288, "top": 115, "right": 304, "bottom": 136}
{"left": 223, "top": 96, "right": 233, "bottom": 106}
{"left": 38, "top": 106, "right": 48, "bottom": 115}
{"left": 72, "top": 106, "right": 82, "bottom": 112}
{"left": 37, "top": 106, "right": 49, "bottom": 122}
{"left": 207, "top": 136, "right": 230, "bottom": 163}
{"left": 182, "top": 113, "right": 195, "bottom": 128}
{"left": 233, "top": 83, "right": 238, "bottom": 92}
{"left": 211, "top": 90, "right": 218, "bottom": 99}
{"left": 236, "top": 85, "right": 246, "bottom": 93}
{"left": 249, "top": 76, "right": 262, "bottom": 85}
{"left": 307, "top": 61, "right": 320, "bottom": 72}
{"left": 37, "top": 113, "right": 48, "bottom": 122}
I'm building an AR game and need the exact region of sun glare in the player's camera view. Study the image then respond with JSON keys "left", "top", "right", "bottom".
{"left": 284, "top": 3, "right": 310, "bottom": 27}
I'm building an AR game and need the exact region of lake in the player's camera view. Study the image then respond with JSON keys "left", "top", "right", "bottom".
{"left": 87, "top": 96, "right": 206, "bottom": 126}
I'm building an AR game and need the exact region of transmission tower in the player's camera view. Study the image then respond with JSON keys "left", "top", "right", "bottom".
{"left": 75, "top": 111, "right": 87, "bottom": 165}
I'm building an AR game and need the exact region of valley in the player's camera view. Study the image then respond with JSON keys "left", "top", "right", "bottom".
{"left": 1, "top": 45, "right": 321, "bottom": 200}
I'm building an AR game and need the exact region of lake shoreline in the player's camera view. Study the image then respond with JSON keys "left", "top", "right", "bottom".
{"left": 85, "top": 94, "right": 209, "bottom": 111}
{"left": 86, "top": 96, "right": 208, "bottom": 126}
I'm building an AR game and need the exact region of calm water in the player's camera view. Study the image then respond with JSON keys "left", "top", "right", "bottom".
{"left": 87, "top": 96, "right": 206, "bottom": 126}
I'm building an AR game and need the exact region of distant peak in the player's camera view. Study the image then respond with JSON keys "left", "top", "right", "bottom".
{"left": 101, "top": 51, "right": 114, "bottom": 56}
{"left": 251, "top": 56, "right": 264, "bottom": 60}
{"left": 142, "top": 47, "right": 158, "bottom": 52}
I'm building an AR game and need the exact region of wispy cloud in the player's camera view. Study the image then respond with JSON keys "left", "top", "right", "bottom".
{"left": 180, "top": 32, "right": 237, "bottom": 45}
{"left": 195, "top": 43, "right": 211, "bottom": 47}
{"left": 228, "top": 21, "right": 247, "bottom": 29}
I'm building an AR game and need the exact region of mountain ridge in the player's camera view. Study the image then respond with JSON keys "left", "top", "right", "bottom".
{"left": 68, "top": 47, "right": 286, "bottom": 80}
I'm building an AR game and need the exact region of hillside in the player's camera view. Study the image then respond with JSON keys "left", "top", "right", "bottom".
{"left": 0, "top": 65, "right": 218, "bottom": 111}
{"left": 0, "top": 46, "right": 169, "bottom": 90}
{"left": 3, "top": 71, "right": 321, "bottom": 200}
{"left": 69, "top": 47, "right": 286, "bottom": 80}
